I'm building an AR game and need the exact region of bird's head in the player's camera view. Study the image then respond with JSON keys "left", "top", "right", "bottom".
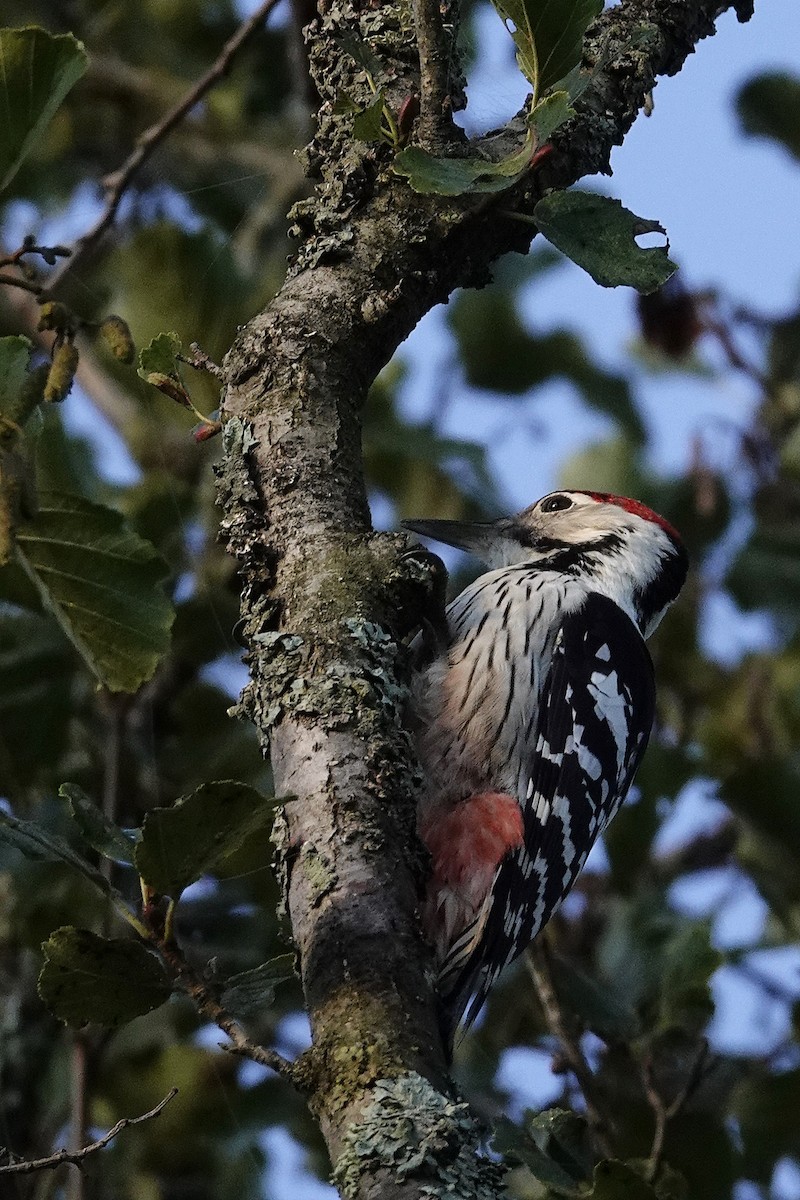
{"left": 404, "top": 490, "right": 688, "bottom": 636}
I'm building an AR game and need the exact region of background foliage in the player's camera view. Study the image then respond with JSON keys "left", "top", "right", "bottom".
{"left": 0, "top": 1, "right": 799, "bottom": 1198}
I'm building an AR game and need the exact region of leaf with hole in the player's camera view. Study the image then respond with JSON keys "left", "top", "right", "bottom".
{"left": 38, "top": 926, "right": 171, "bottom": 1028}
{"left": 0, "top": 27, "right": 88, "bottom": 191}
{"left": 487, "top": 0, "right": 602, "bottom": 99}
{"left": 534, "top": 191, "right": 677, "bottom": 292}
{"left": 7, "top": 491, "right": 174, "bottom": 692}
{"left": 135, "top": 780, "right": 274, "bottom": 896}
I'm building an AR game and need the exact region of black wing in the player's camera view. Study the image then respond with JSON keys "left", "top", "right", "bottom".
{"left": 440, "top": 593, "right": 656, "bottom": 1031}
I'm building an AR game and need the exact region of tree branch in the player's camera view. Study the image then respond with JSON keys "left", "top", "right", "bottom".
{"left": 0, "top": 1089, "right": 178, "bottom": 1176}
{"left": 410, "top": 0, "right": 461, "bottom": 149}
{"left": 51, "top": 0, "right": 282, "bottom": 288}
{"left": 0, "top": 272, "right": 43, "bottom": 295}
{"left": 526, "top": 942, "right": 615, "bottom": 1159}
{"left": 642, "top": 1039, "right": 709, "bottom": 1184}
{"left": 155, "top": 938, "right": 301, "bottom": 1087}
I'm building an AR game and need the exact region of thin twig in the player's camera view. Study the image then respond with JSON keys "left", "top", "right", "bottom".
{"left": 68, "top": 1036, "right": 88, "bottom": 1200}
{"left": 0, "top": 240, "right": 70, "bottom": 270}
{"left": 642, "top": 1038, "right": 709, "bottom": 1184}
{"left": 156, "top": 939, "right": 302, "bottom": 1087}
{"left": 180, "top": 343, "right": 226, "bottom": 380}
{"left": 0, "top": 272, "right": 44, "bottom": 296}
{"left": 703, "top": 312, "right": 769, "bottom": 394}
{"left": 526, "top": 941, "right": 615, "bottom": 1159}
{"left": 410, "top": 0, "right": 461, "bottom": 150}
{"left": 0, "top": 1088, "right": 178, "bottom": 1175}
{"left": 51, "top": 0, "right": 282, "bottom": 288}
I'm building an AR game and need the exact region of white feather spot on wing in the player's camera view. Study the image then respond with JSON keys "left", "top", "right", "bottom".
{"left": 589, "top": 668, "right": 629, "bottom": 777}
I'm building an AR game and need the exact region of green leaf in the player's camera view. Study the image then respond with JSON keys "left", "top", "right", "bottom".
{"left": 332, "top": 90, "right": 361, "bottom": 115}
{"left": 722, "top": 759, "right": 800, "bottom": 864}
{"left": 221, "top": 955, "right": 295, "bottom": 1019}
{"left": 0, "top": 807, "right": 114, "bottom": 896}
{"left": 0, "top": 335, "right": 33, "bottom": 419}
{"left": 587, "top": 1160, "right": 659, "bottom": 1199}
{"left": 658, "top": 924, "right": 720, "bottom": 1034}
{"left": 38, "top": 926, "right": 171, "bottom": 1028}
{"left": 768, "top": 309, "right": 800, "bottom": 387}
{"left": 333, "top": 31, "right": 383, "bottom": 80}
{"left": 737, "top": 72, "right": 800, "bottom": 161}
{"left": 733, "top": 1068, "right": 800, "bottom": 1180}
{"left": 549, "top": 953, "right": 640, "bottom": 1041}
{"left": 0, "top": 340, "right": 38, "bottom": 565}
{"left": 393, "top": 132, "right": 535, "bottom": 196}
{"left": 0, "top": 442, "right": 35, "bottom": 567}
{"left": 558, "top": 436, "right": 652, "bottom": 499}
{"left": 0, "top": 27, "right": 88, "bottom": 191}
{"left": 352, "top": 93, "right": 386, "bottom": 142}
{"left": 727, "top": 526, "right": 800, "bottom": 621}
{"left": 137, "top": 330, "right": 183, "bottom": 381}
{"left": 529, "top": 89, "right": 574, "bottom": 144}
{"left": 0, "top": 610, "right": 75, "bottom": 790}
{"left": 59, "top": 783, "right": 137, "bottom": 866}
{"left": 135, "top": 781, "right": 274, "bottom": 896}
{"left": 534, "top": 191, "right": 677, "bottom": 293}
{"left": 487, "top": 0, "right": 602, "bottom": 97}
{"left": 493, "top": 1116, "right": 582, "bottom": 1191}
{"left": 7, "top": 491, "right": 174, "bottom": 692}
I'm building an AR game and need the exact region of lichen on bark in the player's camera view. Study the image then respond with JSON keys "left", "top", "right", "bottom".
{"left": 333, "top": 1073, "right": 505, "bottom": 1199}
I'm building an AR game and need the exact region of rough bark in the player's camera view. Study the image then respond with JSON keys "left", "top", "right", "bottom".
{"left": 216, "top": 1, "right": 754, "bottom": 1196}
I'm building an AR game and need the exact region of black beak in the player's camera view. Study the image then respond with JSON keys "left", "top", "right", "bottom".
{"left": 402, "top": 518, "right": 495, "bottom": 556}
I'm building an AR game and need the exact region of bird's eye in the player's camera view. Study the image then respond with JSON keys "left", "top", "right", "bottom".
{"left": 541, "top": 494, "right": 573, "bottom": 513}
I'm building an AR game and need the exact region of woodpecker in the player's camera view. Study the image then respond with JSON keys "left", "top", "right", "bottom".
{"left": 404, "top": 490, "right": 688, "bottom": 1038}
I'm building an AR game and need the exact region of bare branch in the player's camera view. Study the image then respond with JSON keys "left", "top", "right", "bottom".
{"left": 642, "top": 1039, "right": 709, "bottom": 1184}
{"left": 526, "top": 941, "right": 615, "bottom": 1159}
{"left": 180, "top": 343, "right": 226, "bottom": 380}
{"left": 68, "top": 1036, "right": 89, "bottom": 1200}
{"left": 0, "top": 1089, "right": 178, "bottom": 1176}
{"left": 155, "top": 938, "right": 302, "bottom": 1088}
{"left": 410, "top": 0, "right": 461, "bottom": 149}
{"left": 0, "top": 271, "right": 44, "bottom": 296}
{"left": 52, "top": 0, "right": 282, "bottom": 288}
{"left": 0, "top": 239, "right": 70, "bottom": 270}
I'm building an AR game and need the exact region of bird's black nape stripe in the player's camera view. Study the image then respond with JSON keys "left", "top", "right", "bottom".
{"left": 637, "top": 539, "right": 689, "bottom": 617}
